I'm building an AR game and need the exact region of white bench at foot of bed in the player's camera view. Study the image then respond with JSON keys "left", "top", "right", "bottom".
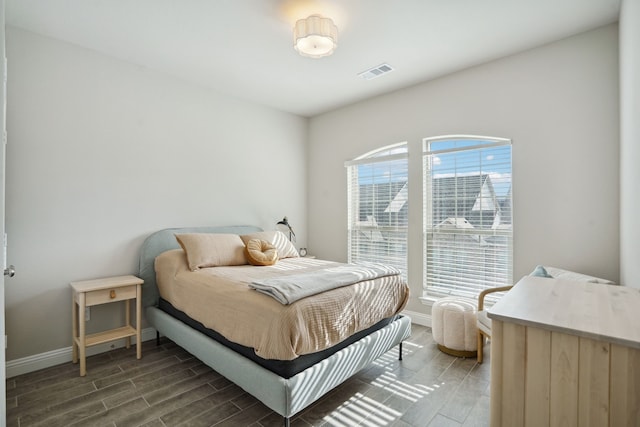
{"left": 146, "top": 306, "right": 411, "bottom": 420}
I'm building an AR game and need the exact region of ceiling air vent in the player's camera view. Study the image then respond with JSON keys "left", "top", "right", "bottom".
{"left": 358, "top": 63, "right": 394, "bottom": 81}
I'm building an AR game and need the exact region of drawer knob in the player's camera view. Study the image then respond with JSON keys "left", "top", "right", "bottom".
{"left": 110, "top": 290, "right": 116, "bottom": 299}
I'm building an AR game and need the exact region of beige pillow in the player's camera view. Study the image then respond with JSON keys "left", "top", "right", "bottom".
{"left": 240, "top": 231, "right": 299, "bottom": 259}
{"left": 175, "top": 233, "right": 247, "bottom": 271}
{"left": 245, "top": 239, "right": 278, "bottom": 266}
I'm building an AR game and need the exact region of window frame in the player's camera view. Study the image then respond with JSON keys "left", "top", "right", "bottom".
{"left": 422, "top": 135, "right": 513, "bottom": 300}
{"left": 345, "top": 142, "right": 409, "bottom": 280}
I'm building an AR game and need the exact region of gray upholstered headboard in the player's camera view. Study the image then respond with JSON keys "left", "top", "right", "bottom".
{"left": 137, "top": 225, "right": 263, "bottom": 308}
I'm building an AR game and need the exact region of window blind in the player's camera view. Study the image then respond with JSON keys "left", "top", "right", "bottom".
{"left": 346, "top": 143, "right": 409, "bottom": 280}
{"left": 423, "top": 136, "right": 512, "bottom": 299}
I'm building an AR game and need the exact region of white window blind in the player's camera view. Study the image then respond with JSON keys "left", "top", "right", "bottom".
{"left": 346, "top": 143, "right": 408, "bottom": 280}
{"left": 423, "top": 136, "right": 512, "bottom": 299}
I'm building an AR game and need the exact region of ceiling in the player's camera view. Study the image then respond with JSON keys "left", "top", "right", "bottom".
{"left": 5, "top": 0, "right": 621, "bottom": 117}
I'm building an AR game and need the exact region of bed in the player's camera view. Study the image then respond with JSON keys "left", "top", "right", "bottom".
{"left": 138, "top": 225, "right": 412, "bottom": 426}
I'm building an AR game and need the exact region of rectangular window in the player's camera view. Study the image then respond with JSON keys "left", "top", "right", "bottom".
{"left": 423, "top": 136, "right": 512, "bottom": 299}
{"left": 346, "top": 143, "right": 408, "bottom": 280}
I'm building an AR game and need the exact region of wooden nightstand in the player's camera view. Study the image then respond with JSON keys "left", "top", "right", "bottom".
{"left": 70, "top": 275, "right": 144, "bottom": 376}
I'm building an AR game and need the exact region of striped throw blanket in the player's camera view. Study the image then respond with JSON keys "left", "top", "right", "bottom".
{"left": 250, "top": 262, "right": 401, "bottom": 304}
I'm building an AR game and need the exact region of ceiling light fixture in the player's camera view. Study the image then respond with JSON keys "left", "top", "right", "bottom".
{"left": 293, "top": 15, "right": 338, "bottom": 58}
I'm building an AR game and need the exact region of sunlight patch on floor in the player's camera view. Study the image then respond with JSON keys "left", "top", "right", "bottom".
{"left": 371, "top": 372, "right": 440, "bottom": 402}
{"left": 322, "top": 393, "right": 402, "bottom": 426}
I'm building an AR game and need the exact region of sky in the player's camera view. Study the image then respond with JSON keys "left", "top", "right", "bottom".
{"left": 355, "top": 138, "right": 512, "bottom": 198}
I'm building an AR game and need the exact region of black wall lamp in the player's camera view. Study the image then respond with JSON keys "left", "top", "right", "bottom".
{"left": 276, "top": 216, "right": 296, "bottom": 242}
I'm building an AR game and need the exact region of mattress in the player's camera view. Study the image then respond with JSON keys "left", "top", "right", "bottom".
{"left": 158, "top": 297, "right": 399, "bottom": 378}
{"left": 155, "top": 249, "right": 409, "bottom": 360}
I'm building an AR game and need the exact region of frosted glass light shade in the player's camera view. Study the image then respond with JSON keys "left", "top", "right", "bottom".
{"left": 293, "top": 15, "right": 338, "bottom": 58}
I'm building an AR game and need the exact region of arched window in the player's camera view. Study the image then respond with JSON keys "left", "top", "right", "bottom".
{"left": 423, "top": 135, "right": 512, "bottom": 298}
{"left": 345, "top": 142, "right": 408, "bottom": 279}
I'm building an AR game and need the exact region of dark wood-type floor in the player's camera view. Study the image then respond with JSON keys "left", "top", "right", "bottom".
{"left": 5, "top": 325, "right": 491, "bottom": 426}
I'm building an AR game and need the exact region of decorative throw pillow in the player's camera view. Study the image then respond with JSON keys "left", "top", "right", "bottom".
{"left": 530, "top": 265, "right": 553, "bottom": 278}
{"left": 240, "top": 231, "right": 299, "bottom": 259}
{"left": 245, "top": 239, "right": 278, "bottom": 266}
{"left": 544, "top": 266, "right": 615, "bottom": 285}
{"left": 175, "top": 233, "right": 247, "bottom": 271}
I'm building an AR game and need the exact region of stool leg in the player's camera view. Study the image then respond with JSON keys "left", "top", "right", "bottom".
{"left": 477, "top": 331, "right": 484, "bottom": 364}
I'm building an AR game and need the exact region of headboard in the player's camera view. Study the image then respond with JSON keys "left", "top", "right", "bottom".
{"left": 137, "top": 225, "right": 263, "bottom": 308}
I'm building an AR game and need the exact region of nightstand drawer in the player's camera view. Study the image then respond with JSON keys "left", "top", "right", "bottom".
{"left": 85, "top": 284, "right": 137, "bottom": 306}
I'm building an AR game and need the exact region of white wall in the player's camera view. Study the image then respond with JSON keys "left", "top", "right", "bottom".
{"left": 620, "top": 0, "right": 640, "bottom": 288}
{"left": 308, "top": 25, "right": 620, "bottom": 313}
{"left": 5, "top": 27, "right": 308, "bottom": 361}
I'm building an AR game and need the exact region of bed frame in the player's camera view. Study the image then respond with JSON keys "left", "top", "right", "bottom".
{"left": 138, "top": 225, "right": 412, "bottom": 426}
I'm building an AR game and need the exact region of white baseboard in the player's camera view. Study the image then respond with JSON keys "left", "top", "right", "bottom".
{"left": 6, "top": 327, "right": 157, "bottom": 378}
{"left": 7, "top": 312, "right": 431, "bottom": 378}
{"left": 402, "top": 309, "right": 431, "bottom": 328}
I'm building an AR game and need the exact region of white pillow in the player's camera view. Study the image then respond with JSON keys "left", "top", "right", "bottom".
{"left": 240, "top": 231, "right": 299, "bottom": 259}
{"left": 175, "top": 233, "right": 247, "bottom": 271}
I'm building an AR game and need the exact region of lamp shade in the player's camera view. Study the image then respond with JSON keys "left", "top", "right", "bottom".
{"left": 293, "top": 15, "right": 338, "bottom": 58}
{"left": 276, "top": 216, "right": 296, "bottom": 241}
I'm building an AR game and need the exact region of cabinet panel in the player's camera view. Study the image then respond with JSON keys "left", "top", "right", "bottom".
{"left": 578, "top": 338, "right": 610, "bottom": 427}
{"left": 500, "top": 322, "right": 526, "bottom": 425}
{"left": 525, "top": 327, "right": 551, "bottom": 425}
{"left": 609, "top": 344, "right": 640, "bottom": 427}
{"left": 550, "top": 332, "right": 579, "bottom": 427}
{"left": 490, "top": 320, "right": 504, "bottom": 427}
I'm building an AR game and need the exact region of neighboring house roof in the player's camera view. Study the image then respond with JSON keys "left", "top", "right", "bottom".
{"left": 499, "top": 186, "right": 512, "bottom": 225}
{"left": 436, "top": 217, "right": 474, "bottom": 229}
{"left": 355, "top": 173, "right": 509, "bottom": 233}
{"left": 355, "top": 216, "right": 385, "bottom": 242}
{"left": 431, "top": 174, "right": 500, "bottom": 229}
{"left": 384, "top": 182, "right": 407, "bottom": 214}
{"left": 356, "top": 181, "right": 408, "bottom": 228}
{"left": 434, "top": 217, "right": 484, "bottom": 244}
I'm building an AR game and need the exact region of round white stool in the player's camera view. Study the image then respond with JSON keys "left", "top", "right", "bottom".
{"left": 431, "top": 297, "right": 478, "bottom": 357}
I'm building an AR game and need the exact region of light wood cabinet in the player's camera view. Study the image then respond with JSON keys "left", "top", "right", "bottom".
{"left": 488, "top": 276, "right": 640, "bottom": 427}
{"left": 70, "top": 275, "right": 144, "bottom": 376}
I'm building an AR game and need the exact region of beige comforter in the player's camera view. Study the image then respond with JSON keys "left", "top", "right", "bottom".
{"left": 155, "top": 249, "right": 410, "bottom": 360}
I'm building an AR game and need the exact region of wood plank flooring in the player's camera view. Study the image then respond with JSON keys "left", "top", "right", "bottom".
{"left": 5, "top": 325, "right": 491, "bottom": 426}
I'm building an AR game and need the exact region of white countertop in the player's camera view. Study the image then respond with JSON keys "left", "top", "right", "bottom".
{"left": 487, "top": 276, "right": 640, "bottom": 349}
